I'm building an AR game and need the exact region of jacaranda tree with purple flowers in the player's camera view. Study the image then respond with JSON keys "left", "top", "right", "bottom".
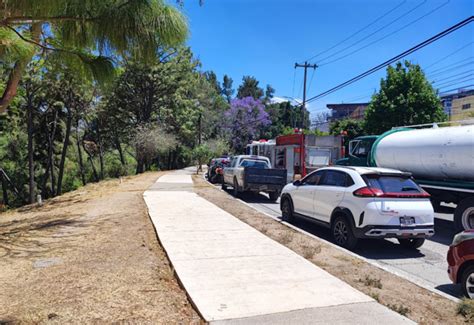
{"left": 225, "top": 96, "right": 271, "bottom": 153}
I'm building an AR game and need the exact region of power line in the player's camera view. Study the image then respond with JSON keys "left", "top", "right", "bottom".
{"left": 434, "top": 75, "right": 474, "bottom": 88}
{"left": 305, "top": 0, "right": 407, "bottom": 62}
{"left": 424, "top": 41, "right": 473, "bottom": 70}
{"left": 439, "top": 84, "right": 474, "bottom": 94}
{"left": 345, "top": 94, "right": 373, "bottom": 102}
{"left": 303, "top": 16, "right": 474, "bottom": 104}
{"left": 436, "top": 78, "right": 474, "bottom": 90}
{"left": 426, "top": 56, "right": 473, "bottom": 74}
{"left": 315, "top": 0, "right": 426, "bottom": 65}
{"left": 319, "top": 0, "right": 450, "bottom": 67}
{"left": 307, "top": 68, "right": 316, "bottom": 95}
{"left": 432, "top": 69, "right": 474, "bottom": 83}
{"left": 428, "top": 61, "right": 474, "bottom": 77}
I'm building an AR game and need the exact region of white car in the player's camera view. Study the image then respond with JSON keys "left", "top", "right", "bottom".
{"left": 280, "top": 166, "right": 435, "bottom": 250}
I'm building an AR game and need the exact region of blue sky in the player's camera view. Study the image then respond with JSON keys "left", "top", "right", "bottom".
{"left": 181, "top": 0, "right": 473, "bottom": 116}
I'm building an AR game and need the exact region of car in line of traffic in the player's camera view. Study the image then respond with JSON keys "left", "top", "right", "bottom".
{"left": 448, "top": 230, "right": 474, "bottom": 299}
{"left": 221, "top": 155, "right": 287, "bottom": 202}
{"left": 206, "top": 157, "right": 230, "bottom": 184}
{"left": 280, "top": 166, "right": 435, "bottom": 250}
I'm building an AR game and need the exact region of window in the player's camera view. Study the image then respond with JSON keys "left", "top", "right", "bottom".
{"left": 301, "top": 170, "right": 323, "bottom": 186}
{"left": 462, "top": 103, "right": 471, "bottom": 110}
{"left": 351, "top": 140, "right": 372, "bottom": 157}
{"left": 239, "top": 159, "right": 268, "bottom": 169}
{"left": 275, "top": 148, "right": 285, "bottom": 168}
{"left": 319, "top": 170, "right": 348, "bottom": 187}
{"left": 231, "top": 158, "right": 238, "bottom": 168}
{"left": 345, "top": 174, "right": 355, "bottom": 187}
{"left": 306, "top": 148, "right": 331, "bottom": 167}
{"left": 363, "top": 175, "right": 422, "bottom": 193}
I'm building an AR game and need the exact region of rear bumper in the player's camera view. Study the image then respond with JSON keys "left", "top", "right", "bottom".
{"left": 353, "top": 225, "right": 435, "bottom": 239}
{"left": 244, "top": 183, "right": 283, "bottom": 193}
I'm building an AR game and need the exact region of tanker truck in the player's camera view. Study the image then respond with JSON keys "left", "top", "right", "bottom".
{"left": 336, "top": 122, "right": 474, "bottom": 232}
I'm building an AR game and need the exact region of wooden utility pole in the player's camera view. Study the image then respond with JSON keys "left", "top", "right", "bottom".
{"left": 294, "top": 61, "right": 317, "bottom": 128}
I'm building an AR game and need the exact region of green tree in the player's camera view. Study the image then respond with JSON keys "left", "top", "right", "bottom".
{"left": 329, "top": 119, "right": 365, "bottom": 146}
{"left": 0, "top": 0, "right": 188, "bottom": 113}
{"left": 237, "top": 76, "right": 264, "bottom": 99}
{"left": 364, "top": 61, "right": 446, "bottom": 134}
{"left": 222, "top": 75, "right": 234, "bottom": 103}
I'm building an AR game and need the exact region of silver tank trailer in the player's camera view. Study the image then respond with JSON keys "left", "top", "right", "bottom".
{"left": 373, "top": 125, "right": 474, "bottom": 182}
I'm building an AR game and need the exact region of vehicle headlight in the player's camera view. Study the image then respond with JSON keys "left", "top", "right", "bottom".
{"left": 452, "top": 230, "right": 474, "bottom": 246}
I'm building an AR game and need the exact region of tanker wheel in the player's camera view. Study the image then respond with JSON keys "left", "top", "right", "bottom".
{"left": 454, "top": 197, "right": 474, "bottom": 232}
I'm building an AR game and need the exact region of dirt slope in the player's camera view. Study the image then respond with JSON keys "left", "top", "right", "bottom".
{"left": 0, "top": 173, "right": 201, "bottom": 324}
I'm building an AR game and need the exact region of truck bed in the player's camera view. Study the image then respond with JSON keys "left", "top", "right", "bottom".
{"left": 243, "top": 167, "right": 287, "bottom": 192}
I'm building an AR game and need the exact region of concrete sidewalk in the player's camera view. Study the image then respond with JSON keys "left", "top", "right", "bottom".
{"left": 144, "top": 171, "right": 413, "bottom": 324}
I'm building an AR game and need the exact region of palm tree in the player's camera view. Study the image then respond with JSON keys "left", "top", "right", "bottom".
{"left": 0, "top": 0, "right": 188, "bottom": 114}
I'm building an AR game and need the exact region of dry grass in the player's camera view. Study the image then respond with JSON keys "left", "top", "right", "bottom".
{"left": 359, "top": 275, "right": 383, "bottom": 289}
{"left": 387, "top": 303, "right": 411, "bottom": 317}
{"left": 276, "top": 231, "right": 293, "bottom": 245}
{"left": 192, "top": 174, "right": 465, "bottom": 324}
{"left": 457, "top": 298, "right": 474, "bottom": 323}
{"left": 0, "top": 172, "right": 201, "bottom": 324}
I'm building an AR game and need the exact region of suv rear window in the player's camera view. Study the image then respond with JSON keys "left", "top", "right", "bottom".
{"left": 240, "top": 159, "right": 268, "bottom": 169}
{"left": 363, "top": 175, "right": 422, "bottom": 193}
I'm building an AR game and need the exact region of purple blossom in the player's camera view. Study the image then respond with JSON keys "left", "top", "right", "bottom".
{"left": 225, "top": 97, "right": 271, "bottom": 152}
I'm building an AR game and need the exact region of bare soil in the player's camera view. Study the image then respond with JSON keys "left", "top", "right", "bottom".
{"left": 0, "top": 173, "right": 201, "bottom": 324}
{"left": 193, "top": 174, "right": 465, "bottom": 324}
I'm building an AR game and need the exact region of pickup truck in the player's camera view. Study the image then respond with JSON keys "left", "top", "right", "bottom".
{"left": 222, "top": 155, "right": 287, "bottom": 201}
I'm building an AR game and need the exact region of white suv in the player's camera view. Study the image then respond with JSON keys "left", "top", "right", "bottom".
{"left": 280, "top": 166, "right": 435, "bottom": 250}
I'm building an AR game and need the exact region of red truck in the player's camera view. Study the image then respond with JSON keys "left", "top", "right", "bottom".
{"left": 246, "top": 132, "right": 344, "bottom": 183}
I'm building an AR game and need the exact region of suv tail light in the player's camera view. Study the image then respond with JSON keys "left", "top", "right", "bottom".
{"left": 353, "top": 187, "right": 430, "bottom": 198}
{"left": 353, "top": 187, "right": 384, "bottom": 197}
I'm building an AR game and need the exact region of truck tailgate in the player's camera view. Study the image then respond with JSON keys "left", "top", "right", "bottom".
{"left": 244, "top": 167, "right": 287, "bottom": 186}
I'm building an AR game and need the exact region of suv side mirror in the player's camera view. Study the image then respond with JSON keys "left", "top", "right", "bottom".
{"left": 293, "top": 180, "right": 301, "bottom": 186}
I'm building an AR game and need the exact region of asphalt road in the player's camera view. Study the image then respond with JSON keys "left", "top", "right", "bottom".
{"left": 208, "top": 180, "right": 461, "bottom": 300}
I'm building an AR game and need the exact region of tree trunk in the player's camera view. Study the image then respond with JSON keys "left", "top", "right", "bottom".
{"left": 75, "top": 121, "right": 86, "bottom": 186}
{"left": 0, "top": 23, "right": 41, "bottom": 114}
{"left": 96, "top": 120, "right": 104, "bottom": 179}
{"left": 83, "top": 141, "right": 99, "bottom": 182}
{"left": 167, "top": 149, "right": 172, "bottom": 170}
{"left": 136, "top": 156, "right": 145, "bottom": 174}
{"left": 56, "top": 109, "right": 73, "bottom": 195}
{"left": 41, "top": 110, "right": 58, "bottom": 197}
{"left": 115, "top": 138, "right": 126, "bottom": 166}
{"left": 0, "top": 61, "right": 27, "bottom": 114}
{"left": 27, "top": 102, "right": 35, "bottom": 204}
{"left": 88, "top": 156, "right": 99, "bottom": 182}
{"left": 1, "top": 172, "right": 9, "bottom": 206}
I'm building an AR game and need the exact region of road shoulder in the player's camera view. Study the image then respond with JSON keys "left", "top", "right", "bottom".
{"left": 192, "top": 174, "right": 465, "bottom": 324}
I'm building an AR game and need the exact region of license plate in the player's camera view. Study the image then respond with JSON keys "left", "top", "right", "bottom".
{"left": 400, "top": 217, "right": 415, "bottom": 227}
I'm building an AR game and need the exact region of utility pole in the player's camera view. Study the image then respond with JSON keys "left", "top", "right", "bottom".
{"left": 294, "top": 61, "right": 317, "bottom": 128}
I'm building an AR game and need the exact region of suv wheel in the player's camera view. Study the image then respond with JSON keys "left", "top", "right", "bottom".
{"left": 268, "top": 191, "right": 279, "bottom": 202}
{"left": 281, "top": 197, "right": 294, "bottom": 222}
{"left": 397, "top": 238, "right": 425, "bottom": 249}
{"left": 461, "top": 265, "right": 474, "bottom": 299}
{"left": 332, "top": 216, "right": 358, "bottom": 250}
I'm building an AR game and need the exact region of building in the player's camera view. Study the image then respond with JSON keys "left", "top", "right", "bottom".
{"left": 440, "top": 89, "right": 474, "bottom": 118}
{"left": 326, "top": 103, "right": 369, "bottom": 121}
{"left": 451, "top": 95, "right": 474, "bottom": 121}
